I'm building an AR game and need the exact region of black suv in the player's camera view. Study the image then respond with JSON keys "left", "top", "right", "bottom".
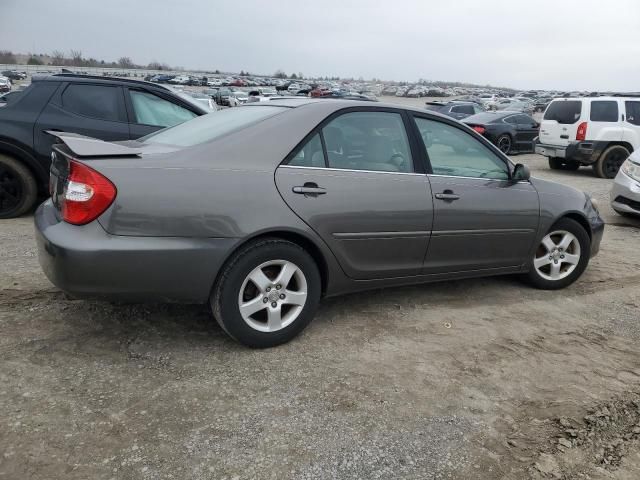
{"left": 0, "top": 74, "right": 210, "bottom": 218}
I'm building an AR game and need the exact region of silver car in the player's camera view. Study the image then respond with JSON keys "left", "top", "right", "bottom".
{"left": 35, "top": 99, "right": 604, "bottom": 348}
{"left": 610, "top": 152, "right": 640, "bottom": 216}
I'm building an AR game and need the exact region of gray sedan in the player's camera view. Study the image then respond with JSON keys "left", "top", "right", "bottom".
{"left": 610, "top": 152, "right": 640, "bottom": 216}
{"left": 35, "top": 99, "right": 604, "bottom": 347}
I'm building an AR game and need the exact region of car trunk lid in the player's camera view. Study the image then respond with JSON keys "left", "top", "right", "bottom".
{"left": 47, "top": 131, "right": 146, "bottom": 215}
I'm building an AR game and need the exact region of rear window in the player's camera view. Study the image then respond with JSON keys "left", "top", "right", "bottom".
{"left": 543, "top": 100, "right": 582, "bottom": 124}
{"left": 590, "top": 101, "right": 618, "bottom": 122}
{"left": 142, "top": 105, "right": 286, "bottom": 147}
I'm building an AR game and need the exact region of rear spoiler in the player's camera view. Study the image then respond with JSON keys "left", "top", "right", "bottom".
{"left": 46, "top": 131, "right": 142, "bottom": 158}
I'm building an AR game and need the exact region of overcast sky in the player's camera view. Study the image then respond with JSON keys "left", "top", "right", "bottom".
{"left": 2, "top": 0, "right": 639, "bottom": 91}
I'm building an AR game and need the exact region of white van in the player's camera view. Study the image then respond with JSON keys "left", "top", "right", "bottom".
{"left": 535, "top": 97, "right": 640, "bottom": 178}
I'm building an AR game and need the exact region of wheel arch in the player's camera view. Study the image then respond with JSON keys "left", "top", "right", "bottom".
{"left": 601, "top": 141, "right": 633, "bottom": 155}
{"left": 213, "top": 229, "right": 330, "bottom": 297}
{"left": 0, "top": 139, "right": 48, "bottom": 190}
{"left": 556, "top": 211, "right": 592, "bottom": 240}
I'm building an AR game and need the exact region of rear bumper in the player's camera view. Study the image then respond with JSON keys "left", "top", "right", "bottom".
{"left": 35, "top": 200, "right": 238, "bottom": 303}
{"left": 610, "top": 170, "right": 640, "bottom": 215}
{"left": 535, "top": 140, "right": 607, "bottom": 165}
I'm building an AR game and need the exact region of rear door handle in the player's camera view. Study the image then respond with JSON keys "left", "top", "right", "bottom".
{"left": 292, "top": 183, "right": 326, "bottom": 195}
{"left": 434, "top": 191, "right": 460, "bottom": 201}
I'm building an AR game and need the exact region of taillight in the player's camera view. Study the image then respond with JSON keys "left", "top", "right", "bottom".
{"left": 61, "top": 160, "right": 116, "bottom": 225}
{"left": 576, "top": 122, "right": 588, "bottom": 141}
{"left": 472, "top": 125, "right": 486, "bottom": 134}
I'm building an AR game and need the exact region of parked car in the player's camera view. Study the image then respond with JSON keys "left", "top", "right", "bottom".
{"left": 610, "top": 151, "right": 640, "bottom": 216}
{"left": 1, "top": 70, "right": 26, "bottom": 81}
{"left": 231, "top": 91, "right": 249, "bottom": 104}
{"left": 496, "top": 100, "right": 534, "bottom": 115}
{"left": 425, "top": 101, "right": 484, "bottom": 120}
{"left": 0, "top": 77, "right": 11, "bottom": 93}
{"left": 536, "top": 97, "right": 639, "bottom": 177}
{"left": 0, "top": 74, "right": 210, "bottom": 218}
{"left": 181, "top": 91, "right": 218, "bottom": 111}
{"left": 463, "top": 111, "right": 539, "bottom": 154}
{"left": 212, "top": 88, "right": 232, "bottom": 106}
{"left": 35, "top": 99, "right": 603, "bottom": 348}
{"left": 150, "top": 74, "right": 174, "bottom": 84}
{"left": 169, "top": 75, "right": 191, "bottom": 85}
{"left": 533, "top": 97, "right": 552, "bottom": 112}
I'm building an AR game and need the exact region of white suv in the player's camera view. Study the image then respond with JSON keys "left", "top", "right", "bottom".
{"left": 535, "top": 97, "right": 640, "bottom": 178}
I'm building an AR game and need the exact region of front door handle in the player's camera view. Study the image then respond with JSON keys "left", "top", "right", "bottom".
{"left": 434, "top": 191, "right": 460, "bottom": 201}
{"left": 292, "top": 183, "right": 326, "bottom": 196}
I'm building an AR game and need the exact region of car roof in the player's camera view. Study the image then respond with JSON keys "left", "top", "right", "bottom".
{"left": 32, "top": 73, "right": 173, "bottom": 91}
{"left": 245, "top": 97, "right": 458, "bottom": 121}
{"left": 550, "top": 96, "right": 633, "bottom": 102}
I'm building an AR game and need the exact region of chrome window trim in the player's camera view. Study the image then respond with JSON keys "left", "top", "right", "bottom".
{"left": 428, "top": 173, "right": 509, "bottom": 181}
{"left": 279, "top": 167, "right": 531, "bottom": 183}
{"left": 278, "top": 165, "right": 424, "bottom": 177}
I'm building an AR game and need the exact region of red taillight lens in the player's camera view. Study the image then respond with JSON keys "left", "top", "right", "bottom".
{"left": 61, "top": 160, "right": 116, "bottom": 225}
{"left": 472, "top": 125, "right": 486, "bottom": 134}
{"left": 576, "top": 122, "right": 588, "bottom": 141}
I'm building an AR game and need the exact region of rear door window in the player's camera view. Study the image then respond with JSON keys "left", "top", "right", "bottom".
{"left": 515, "top": 114, "right": 535, "bottom": 125}
{"left": 287, "top": 133, "right": 325, "bottom": 168}
{"left": 590, "top": 101, "right": 618, "bottom": 122}
{"left": 625, "top": 101, "right": 640, "bottom": 126}
{"left": 61, "top": 84, "right": 126, "bottom": 122}
{"left": 543, "top": 101, "right": 582, "bottom": 124}
{"left": 451, "top": 105, "right": 475, "bottom": 115}
{"left": 321, "top": 111, "right": 414, "bottom": 173}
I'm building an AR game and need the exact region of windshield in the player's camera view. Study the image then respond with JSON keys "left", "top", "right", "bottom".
{"left": 142, "top": 106, "right": 286, "bottom": 147}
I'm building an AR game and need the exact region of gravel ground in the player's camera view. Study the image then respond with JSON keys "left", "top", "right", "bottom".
{"left": 1, "top": 108, "right": 640, "bottom": 479}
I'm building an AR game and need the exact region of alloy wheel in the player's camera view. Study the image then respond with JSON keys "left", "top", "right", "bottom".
{"left": 238, "top": 260, "right": 308, "bottom": 333}
{"left": 533, "top": 230, "right": 581, "bottom": 281}
{"left": 497, "top": 135, "right": 511, "bottom": 154}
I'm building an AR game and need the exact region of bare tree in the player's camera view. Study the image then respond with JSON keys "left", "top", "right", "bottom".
{"left": 69, "top": 49, "right": 83, "bottom": 67}
{"left": 0, "top": 50, "right": 17, "bottom": 64}
{"left": 118, "top": 56, "right": 134, "bottom": 69}
{"left": 51, "top": 50, "right": 65, "bottom": 65}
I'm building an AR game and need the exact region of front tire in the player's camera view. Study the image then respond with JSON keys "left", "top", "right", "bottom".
{"left": 525, "top": 218, "right": 590, "bottom": 290}
{"left": 0, "top": 154, "right": 38, "bottom": 219}
{"left": 594, "top": 145, "right": 629, "bottom": 179}
{"left": 210, "top": 238, "right": 321, "bottom": 348}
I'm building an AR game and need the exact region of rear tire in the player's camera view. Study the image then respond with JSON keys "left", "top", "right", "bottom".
{"left": 563, "top": 161, "right": 580, "bottom": 171}
{"left": 593, "top": 145, "right": 629, "bottom": 179}
{"left": 524, "top": 218, "right": 590, "bottom": 290}
{"left": 210, "top": 238, "right": 321, "bottom": 348}
{"left": 0, "top": 154, "right": 38, "bottom": 219}
{"left": 496, "top": 134, "right": 512, "bottom": 154}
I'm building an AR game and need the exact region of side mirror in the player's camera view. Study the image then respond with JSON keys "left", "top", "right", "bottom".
{"left": 513, "top": 163, "right": 531, "bottom": 181}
